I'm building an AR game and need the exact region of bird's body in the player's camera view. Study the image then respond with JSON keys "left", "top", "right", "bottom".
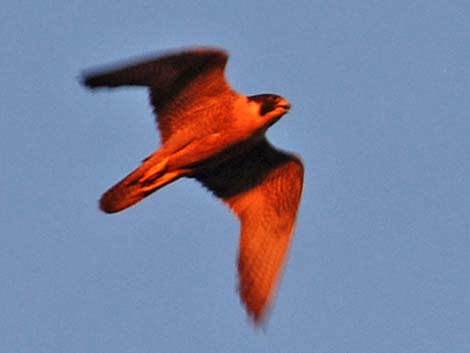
{"left": 82, "top": 47, "right": 303, "bottom": 325}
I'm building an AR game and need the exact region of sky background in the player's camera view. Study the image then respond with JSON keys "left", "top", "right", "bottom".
{"left": 1, "top": 1, "right": 470, "bottom": 352}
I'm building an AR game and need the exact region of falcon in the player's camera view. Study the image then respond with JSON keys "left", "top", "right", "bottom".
{"left": 81, "top": 47, "right": 303, "bottom": 325}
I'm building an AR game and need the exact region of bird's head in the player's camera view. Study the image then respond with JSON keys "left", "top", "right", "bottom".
{"left": 247, "top": 94, "right": 291, "bottom": 128}
{"left": 233, "top": 94, "right": 292, "bottom": 138}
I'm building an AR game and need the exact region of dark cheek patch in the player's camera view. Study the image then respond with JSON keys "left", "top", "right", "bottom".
{"left": 260, "top": 102, "right": 275, "bottom": 116}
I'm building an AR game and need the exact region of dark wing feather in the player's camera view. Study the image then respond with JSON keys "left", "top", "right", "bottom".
{"left": 81, "top": 48, "right": 233, "bottom": 142}
{"left": 195, "top": 139, "right": 304, "bottom": 324}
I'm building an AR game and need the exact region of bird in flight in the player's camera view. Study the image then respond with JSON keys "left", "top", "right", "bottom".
{"left": 81, "top": 47, "right": 303, "bottom": 325}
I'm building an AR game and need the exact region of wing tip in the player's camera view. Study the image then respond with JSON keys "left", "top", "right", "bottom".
{"left": 79, "top": 69, "right": 117, "bottom": 89}
{"left": 241, "top": 296, "right": 273, "bottom": 330}
{"left": 237, "top": 278, "right": 274, "bottom": 328}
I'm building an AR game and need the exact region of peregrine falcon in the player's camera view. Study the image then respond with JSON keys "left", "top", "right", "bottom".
{"left": 82, "top": 47, "right": 303, "bottom": 325}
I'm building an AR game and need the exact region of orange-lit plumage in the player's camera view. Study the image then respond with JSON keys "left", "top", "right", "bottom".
{"left": 82, "top": 47, "right": 303, "bottom": 325}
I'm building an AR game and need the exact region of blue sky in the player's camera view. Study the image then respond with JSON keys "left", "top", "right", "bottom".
{"left": 1, "top": 1, "right": 470, "bottom": 352}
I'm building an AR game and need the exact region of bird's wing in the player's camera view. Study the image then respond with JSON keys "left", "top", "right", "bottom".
{"left": 195, "top": 139, "right": 304, "bottom": 324}
{"left": 81, "top": 47, "right": 233, "bottom": 142}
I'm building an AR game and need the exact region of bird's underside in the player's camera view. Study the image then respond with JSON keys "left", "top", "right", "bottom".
{"left": 81, "top": 47, "right": 304, "bottom": 325}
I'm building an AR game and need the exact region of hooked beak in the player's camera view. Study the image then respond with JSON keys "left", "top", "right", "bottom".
{"left": 276, "top": 98, "right": 291, "bottom": 111}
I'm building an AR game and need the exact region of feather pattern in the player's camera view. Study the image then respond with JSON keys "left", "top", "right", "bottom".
{"left": 81, "top": 47, "right": 304, "bottom": 325}
{"left": 195, "top": 139, "right": 304, "bottom": 323}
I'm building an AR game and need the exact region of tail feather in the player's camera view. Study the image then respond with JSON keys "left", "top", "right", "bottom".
{"left": 99, "top": 156, "right": 184, "bottom": 213}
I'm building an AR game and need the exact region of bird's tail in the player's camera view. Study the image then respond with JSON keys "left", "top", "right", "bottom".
{"left": 99, "top": 153, "right": 186, "bottom": 213}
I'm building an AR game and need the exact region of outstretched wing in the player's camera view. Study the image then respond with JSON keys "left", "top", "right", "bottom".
{"left": 81, "top": 47, "right": 234, "bottom": 142}
{"left": 195, "top": 139, "right": 304, "bottom": 324}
